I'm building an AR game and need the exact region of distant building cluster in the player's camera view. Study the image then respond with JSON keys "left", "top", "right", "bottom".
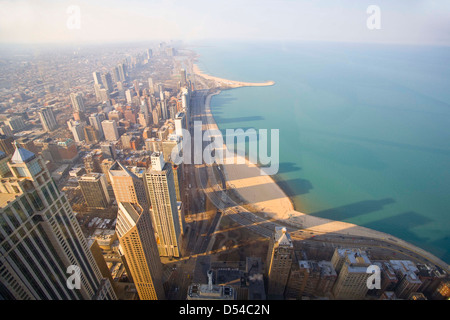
{"left": 0, "top": 41, "right": 448, "bottom": 302}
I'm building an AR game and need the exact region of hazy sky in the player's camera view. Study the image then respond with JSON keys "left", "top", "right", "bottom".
{"left": 0, "top": 0, "right": 449, "bottom": 45}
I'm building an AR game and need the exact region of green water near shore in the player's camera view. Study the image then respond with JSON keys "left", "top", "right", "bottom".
{"left": 194, "top": 40, "right": 450, "bottom": 263}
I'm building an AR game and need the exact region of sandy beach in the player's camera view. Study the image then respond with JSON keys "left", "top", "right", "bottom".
{"left": 193, "top": 65, "right": 450, "bottom": 271}
{"left": 193, "top": 64, "right": 274, "bottom": 88}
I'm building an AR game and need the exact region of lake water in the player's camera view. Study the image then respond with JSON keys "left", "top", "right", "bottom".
{"left": 194, "top": 40, "right": 450, "bottom": 263}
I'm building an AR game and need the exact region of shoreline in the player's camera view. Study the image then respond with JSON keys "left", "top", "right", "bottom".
{"left": 193, "top": 63, "right": 275, "bottom": 88}
{"left": 193, "top": 64, "right": 450, "bottom": 271}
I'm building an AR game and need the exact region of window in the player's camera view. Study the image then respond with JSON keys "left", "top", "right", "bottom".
{"left": 13, "top": 202, "right": 28, "bottom": 223}
{"left": 4, "top": 208, "right": 20, "bottom": 229}
{"left": 29, "top": 191, "right": 44, "bottom": 211}
{"left": 21, "top": 198, "right": 34, "bottom": 216}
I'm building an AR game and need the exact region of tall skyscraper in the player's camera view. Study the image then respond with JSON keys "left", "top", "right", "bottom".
{"left": 0, "top": 124, "right": 13, "bottom": 137}
{"left": 83, "top": 125, "right": 100, "bottom": 144}
{"left": 146, "top": 49, "right": 152, "bottom": 60}
{"left": 0, "top": 135, "right": 15, "bottom": 155}
{"left": 265, "top": 227, "right": 294, "bottom": 299}
{"left": 89, "top": 113, "right": 106, "bottom": 139}
{"left": 101, "top": 72, "right": 114, "bottom": 92}
{"left": 148, "top": 77, "right": 154, "bottom": 94}
{"left": 111, "top": 66, "right": 121, "bottom": 83}
{"left": 108, "top": 161, "right": 148, "bottom": 210}
{"left": 180, "top": 69, "right": 187, "bottom": 87}
{"left": 93, "top": 72, "right": 102, "bottom": 86}
{"left": 100, "top": 143, "right": 117, "bottom": 160}
{"left": 67, "top": 119, "right": 86, "bottom": 143}
{"left": 144, "top": 152, "right": 182, "bottom": 258}
{"left": 70, "top": 93, "right": 86, "bottom": 113}
{"left": 117, "top": 63, "right": 126, "bottom": 82}
{"left": 108, "top": 161, "right": 165, "bottom": 300}
{"left": 38, "top": 107, "right": 58, "bottom": 132}
{"left": 0, "top": 145, "right": 116, "bottom": 300}
{"left": 174, "top": 112, "right": 186, "bottom": 138}
{"left": 115, "top": 202, "right": 165, "bottom": 300}
{"left": 6, "top": 116, "right": 26, "bottom": 132}
{"left": 78, "top": 173, "right": 111, "bottom": 209}
{"left": 101, "top": 120, "right": 120, "bottom": 141}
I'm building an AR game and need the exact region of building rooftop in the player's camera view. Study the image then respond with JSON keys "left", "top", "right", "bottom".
{"left": 274, "top": 227, "right": 293, "bottom": 247}
{"left": 11, "top": 145, "right": 36, "bottom": 164}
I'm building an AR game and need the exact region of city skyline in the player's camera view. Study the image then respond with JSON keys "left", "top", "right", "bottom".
{"left": 0, "top": 1, "right": 448, "bottom": 304}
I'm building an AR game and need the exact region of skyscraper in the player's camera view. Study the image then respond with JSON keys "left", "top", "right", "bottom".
{"left": 117, "top": 63, "right": 127, "bottom": 82}
{"left": 108, "top": 161, "right": 165, "bottom": 300}
{"left": 83, "top": 125, "right": 100, "bottom": 144}
{"left": 70, "top": 93, "right": 86, "bottom": 113}
{"left": 180, "top": 69, "right": 187, "bottom": 87}
{"left": 148, "top": 77, "right": 154, "bottom": 94}
{"left": 38, "top": 107, "right": 58, "bottom": 132}
{"left": 101, "top": 72, "right": 114, "bottom": 92}
{"left": 115, "top": 202, "right": 165, "bottom": 300}
{"left": 144, "top": 152, "right": 182, "bottom": 258}
{"left": 108, "top": 161, "right": 148, "bottom": 210}
{"left": 93, "top": 72, "right": 102, "bottom": 86}
{"left": 101, "top": 120, "right": 120, "bottom": 141}
{"left": 89, "top": 113, "right": 106, "bottom": 139}
{"left": 265, "top": 227, "right": 294, "bottom": 299}
{"left": 174, "top": 112, "right": 186, "bottom": 138}
{"left": 78, "top": 173, "right": 111, "bottom": 209}
{"left": 100, "top": 143, "right": 117, "bottom": 160}
{"left": 0, "top": 146, "right": 116, "bottom": 300}
{"left": 67, "top": 119, "right": 86, "bottom": 143}
{"left": 0, "top": 135, "right": 15, "bottom": 155}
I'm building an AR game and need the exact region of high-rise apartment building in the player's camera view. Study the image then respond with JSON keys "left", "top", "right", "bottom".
{"left": 108, "top": 161, "right": 148, "bottom": 210}
{"left": 6, "top": 116, "right": 26, "bottom": 132}
{"left": 144, "top": 152, "right": 182, "bottom": 258}
{"left": 100, "top": 143, "right": 117, "bottom": 160}
{"left": 0, "top": 135, "right": 15, "bottom": 155}
{"left": 180, "top": 69, "right": 187, "bottom": 87}
{"left": 83, "top": 125, "right": 100, "bottom": 144}
{"left": 70, "top": 93, "right": 86, "bottom": 113}
{"left": 0, "top": 146, "right": 116, "bottom": 300}
{"left": 38, "top": 107, "right": 58, "bottom": 132}
{"left": 89, "top": 113, "right": 105, "bottom": 139}
{"left": 78, "top": 173, "right": 111, "bottom": 209}
{"left": 93, "top": 72, "right": 102, "bottom": 86}
{"left": 101, "top": 120, "right": 120, "bottom": 141}
{"left": 67, "top": 119, "right": 86, "bottom": 143}
{"left": 108, "top": 161, "right": 165, "bottom": 300}
{"left": 101, "top": 72, "right": 114, "bottom": 92}
{"left": 174, "top": 112, "right": 186, "bottom": 138}
{"left": 148, "top": 77, "right": 154, "bottom": 94}
{"left": 115, "top": 202, "right": 165, "bottom": 300}
{"left": 265, "top": 227, "right": 294, "bottom": 299}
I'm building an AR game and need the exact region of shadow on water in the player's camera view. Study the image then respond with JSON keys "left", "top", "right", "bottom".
{"left": 213, "top": 115, "right": 265, "bottom": 124}
{"left": 274, "top": 177, "right": 313, "bottom": 197}
{"left": 306, "top": 128, "right": 450, "bottom": 157}
{"left": 362, "top": 211, "right": 446, "bottom": 261}
{"left": 211, "top": 94, "right": 238, "bottom": 106}
{"left": 309, "top": 198, "right": 396, "bottom": 221}
{"left": 277, "top": 161, "right": 303, "bottom": 175}
{"left": 428, "top": 237, "right": 450, "bottom": 265}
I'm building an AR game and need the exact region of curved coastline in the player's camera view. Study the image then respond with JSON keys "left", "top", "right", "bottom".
{"left": 193, "top": 63, "right": 274, "bottom": 88}
{"left": 192, "top": 65, "right": 450, "bottom": 271}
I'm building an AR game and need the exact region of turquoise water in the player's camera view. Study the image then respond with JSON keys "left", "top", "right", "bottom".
{"left": 194, "top": 41, "right": 450, "bottom": 264}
